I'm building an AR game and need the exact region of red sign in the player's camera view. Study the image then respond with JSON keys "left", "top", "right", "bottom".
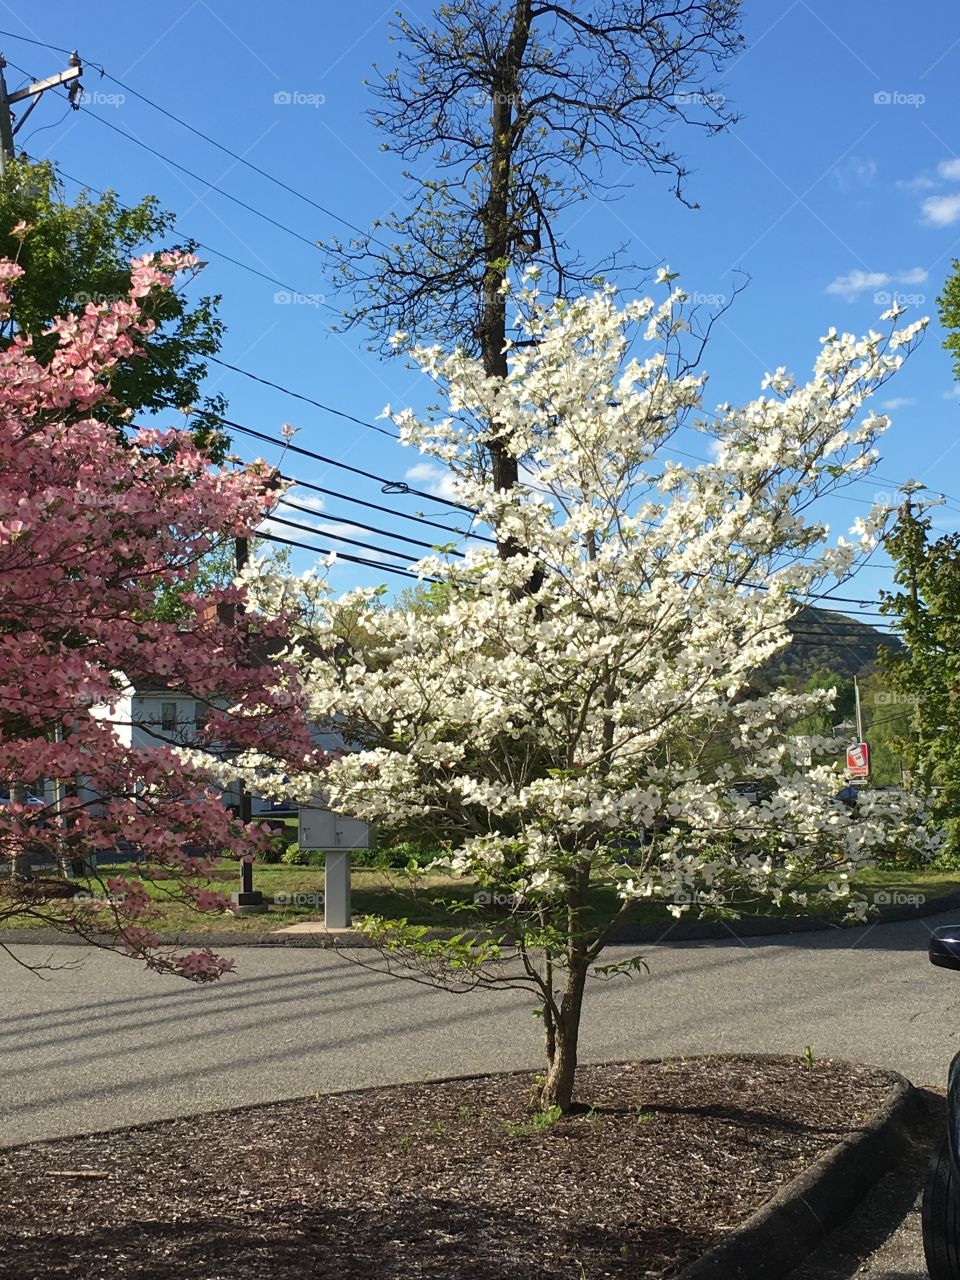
{"left": 846, "top": 742, "right": 871, "bottom": 778}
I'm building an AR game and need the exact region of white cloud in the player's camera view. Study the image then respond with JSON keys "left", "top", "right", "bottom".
{"left": 880, "top": 397, "right": 916, "bottom": 410}
{"left": 897, "top": 174, "right": 938, "bottom": 192}
{"left": 922, "top": 193, "right": 960, "bottom": 226}
{"left": 939, "top": 158, "right": 960, "bottom": 180}
{"left": 825, "top": 266, "right": 927, "bottom": 301}
{"left": 825, "top": 270, "right": 890, "bottom": 301}
{"left": 943, "top": 386, "right": 960, "bottom": 400}
{"left": 405, "top": 462, "right": 459, "bottom": 501}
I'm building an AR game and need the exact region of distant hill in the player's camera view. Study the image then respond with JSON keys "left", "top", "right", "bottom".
{"left": 764, "top": 605, "right": 901, "bottom": 683}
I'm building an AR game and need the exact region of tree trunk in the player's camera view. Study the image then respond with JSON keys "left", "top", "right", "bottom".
{"left": 479, "top": 0, "right": 532, "bottom": 509}
{"left": 540, "top": 959, "right": 588, "bottom": 1112}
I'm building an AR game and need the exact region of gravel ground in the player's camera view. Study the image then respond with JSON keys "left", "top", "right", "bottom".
{"left": 0, "top": 1055, "right": 895, "bottom": 1280}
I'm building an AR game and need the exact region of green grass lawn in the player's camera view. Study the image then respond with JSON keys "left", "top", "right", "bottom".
{"left": 1, "top": 857, "right": 957, "bottom": 935}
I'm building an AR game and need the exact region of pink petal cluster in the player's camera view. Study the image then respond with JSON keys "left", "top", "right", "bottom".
{"left": 0, "top": 253, "right": 323, "bottom": 978}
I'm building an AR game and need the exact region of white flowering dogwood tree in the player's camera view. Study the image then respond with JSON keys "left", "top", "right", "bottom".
{"left": 240, "top": 277, "right": 934, "bottom": 1111}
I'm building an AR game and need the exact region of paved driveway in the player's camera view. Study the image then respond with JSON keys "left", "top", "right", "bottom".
{"left": 3, "top": 908, "right": 960, "bottom": 1147}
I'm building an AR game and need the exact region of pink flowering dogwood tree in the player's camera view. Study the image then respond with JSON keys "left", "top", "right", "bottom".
{"left": 0, "top": 249, "right": 316, "bottom": 979}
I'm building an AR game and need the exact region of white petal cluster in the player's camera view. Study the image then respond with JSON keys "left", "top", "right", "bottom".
{"left": 247, "top": 281, "right": 934, "bottom": 922}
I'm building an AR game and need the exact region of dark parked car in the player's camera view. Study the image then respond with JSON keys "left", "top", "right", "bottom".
{"left": 923, "top": 927, "right": 960, "bottom": 1276}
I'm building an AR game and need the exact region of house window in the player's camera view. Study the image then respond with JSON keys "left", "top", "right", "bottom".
{"left": 160, "top": 702, "right": 177, "bottom": 733}
{"left": 193, "top": 702, "right": 207, "bottom": 731}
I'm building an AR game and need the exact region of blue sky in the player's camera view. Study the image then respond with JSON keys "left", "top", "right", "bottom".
{"left": 5, "top": 0, "right": 960, "bottom": 612}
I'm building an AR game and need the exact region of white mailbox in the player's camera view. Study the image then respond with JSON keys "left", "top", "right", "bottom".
{"left": 298, "top": 806, "right": 374, "bottom": 851}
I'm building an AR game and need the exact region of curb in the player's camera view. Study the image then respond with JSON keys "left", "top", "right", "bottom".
{"left": 2, "top": 887, "right": 959, "bottom": 951}
{"left": 674, "top": 1068, "right": 922, "bottom": 1280}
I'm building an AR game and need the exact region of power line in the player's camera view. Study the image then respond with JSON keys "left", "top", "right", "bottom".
{"left": 70, "top": 97, "right": 325, "bottom": 255}
{"left": 265, "top": 511, "right": 422, "bottom": 564}
{"left": 14, "top": 48, "right": 950, "bottom": 528}
{"left": 42, "top": 165, "right": 407, "bottom": 455}
{"left": 280, "top": 473, "right": 493, "bottom": 543}
{"left": 277, "top": 496, "right": 465, "bottom": 555}
{"left": 219, "top": 416, "right": 474, "bottom": 513}
{"left": 256, "top": 528, "right": 427, "bottom": 581}
{"left": 52, "top": 161, "right": 321, "bottom": 302}
{"left": 208, "top": 356, "right": 399, "bottom": 440}
{"left": 37, "top": 155, "right": 944, "bottom": 541}
{"left": 3, "top": 54, "right": 331, "bottom": 261}
{"left": 0, "top": 29, "right": 380, "bottom": 245}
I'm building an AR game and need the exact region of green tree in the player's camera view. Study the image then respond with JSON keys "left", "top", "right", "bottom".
{"left": 857, "top": 670, "right": 912, "bottom": 787}
{"left": 0, "top": 158, "right": 226, "bottom": 449}
{"left": 880, "top": 499, "right": 960, "bottom": 839}
{"left": 938, "top": 258, "right": 960, "bottom": 383}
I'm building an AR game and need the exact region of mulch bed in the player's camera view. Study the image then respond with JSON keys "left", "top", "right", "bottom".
{"left": 0, "top": 1055, "right": 893, "bottom": 1280}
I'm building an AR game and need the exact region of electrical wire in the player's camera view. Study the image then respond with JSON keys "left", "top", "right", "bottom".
{"left": 13, "top": 43, "right": 958, "bottom": 527}
{"left": 264, "top": 511, "right": 423, "bottom": 563}
{"left": 208, "top": 356, "right": 399, "bottom": 440}
{"left": 277, "top": 496, "right": 465, "bottom": 554}
{"left": 0, "top": 29, "right": 383, "bottom": 244}
{"left": 3, "top": 53, "right": 330, "bottom": 260}
{"left": 279, "top": 473, "right": 494, "bottom": 543}
{"left": 255, "top": 528, "right": 428, "bottom": 581}
{"left": 53, "top": 161, "right": 322, "bottom": 301}
{"left": 218, "top": 416, "right": 474, "bottom": 513}
{"left": 67, "top": 101, "right": 325, "bottom": 254}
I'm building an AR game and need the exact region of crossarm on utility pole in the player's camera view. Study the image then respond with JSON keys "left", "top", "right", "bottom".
{"left": 0, "top": 52, "right": 82, "bottom": 175}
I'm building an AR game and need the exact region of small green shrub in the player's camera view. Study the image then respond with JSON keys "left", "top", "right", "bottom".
{"left": 281, "top": 842, "right": 308, "bottom": 866}
{"left": 257, "top": 836, "right": 286, "bottom": 864}
{"left": 351, "top": 841, "right": 444, "bottom": 870}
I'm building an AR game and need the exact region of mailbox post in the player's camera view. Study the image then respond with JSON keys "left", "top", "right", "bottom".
{"left": 298, "top": 805, "right": 374, "bottom": 930}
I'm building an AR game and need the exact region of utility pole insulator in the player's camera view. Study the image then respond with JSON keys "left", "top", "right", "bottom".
{"left": 0, "top": 52, "right": 83, "bottom": 174}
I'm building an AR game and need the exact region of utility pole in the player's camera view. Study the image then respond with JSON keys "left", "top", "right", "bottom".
{"left": 230, "top": 533, "right": 266, "bottom": 912}
{"left": 900, "top": 491, "right": 927, "bottom": 790}
{"left": 853, "top": 675, "right": 864, "bottom": 744}
{"left": 0, "top": 52, "right": 83, "bottom": 174}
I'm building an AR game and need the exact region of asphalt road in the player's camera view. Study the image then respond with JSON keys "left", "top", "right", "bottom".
{"left": 4, "top": 908, "right": 960, "bottom": 1148}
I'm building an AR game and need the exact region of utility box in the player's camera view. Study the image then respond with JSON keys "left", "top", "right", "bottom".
{"left": 297, "top": 806, "right": 374, "bottom": 932}
{"left": 298, "top": 806, "right": 374, "bottom": 851}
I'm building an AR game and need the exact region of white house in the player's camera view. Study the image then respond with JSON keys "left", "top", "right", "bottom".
{"left": 87, "top": 680, "right": 343, "bottom": 820}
